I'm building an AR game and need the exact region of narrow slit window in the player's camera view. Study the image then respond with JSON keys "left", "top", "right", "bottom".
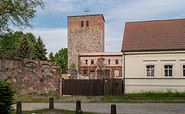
{"left": 85, "top": 60, "right": 88, "bottom": 65}
{"left": 108, "top": 59, "right": 110, "bottom": 65}
{"left": 81, "top": 21, "right": 84, "bottom": 27}
{"left": 91, "top": 60, "right": 94, "bottom": 65}
{"left": 86, "top": 20, "right": 89, "bottom": 27}
{"left": 115, "top": 59, "right": 119, "bottom": 65}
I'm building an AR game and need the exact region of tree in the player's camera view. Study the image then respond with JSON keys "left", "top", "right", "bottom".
{"left": 0, "top": 32, "right": 48, "bottom": 60}
{"left": 25, "top": 32, "right": 37, "bottom": 59}
{"left": 54, "top": 48, "right": 68, "bottom": 74}
{"left": 0, "top": 0, "right": 44, "bottom": 33}
{"left": 0, "top": 32, "right": 22, "bottom": 57}
{"left": 0, "top": 81, "right": 15, "bottom": 114}
{"left": 16, "top": 36, "right": 31, "bottom": 58}
{"left": 34, "top": 36, "right": 47, "bottom": 60}
{"left": 49, "top": 52, "right": 55, "bottom": 62}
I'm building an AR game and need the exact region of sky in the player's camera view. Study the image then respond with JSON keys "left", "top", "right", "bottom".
{"left": 22, "top": 0, "right": 185, "bottom": 55}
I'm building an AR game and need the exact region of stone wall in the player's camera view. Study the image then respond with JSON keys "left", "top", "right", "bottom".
{"left": 0, "top": 57, "right": 61, "bottom": 94}
{"left": 68, "top": 14, "right": 105, "bottom": 70}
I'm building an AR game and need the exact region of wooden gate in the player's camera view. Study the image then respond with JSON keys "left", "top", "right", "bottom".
{"left": 62, "top": 79, "right": 123, "bottom": 96}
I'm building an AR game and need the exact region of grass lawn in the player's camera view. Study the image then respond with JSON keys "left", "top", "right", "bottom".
{"left": 12, "top": 108, "right": 97, "bottom": 114}
{"left": 14, "top": 91, "right": 185, "bottom": 103}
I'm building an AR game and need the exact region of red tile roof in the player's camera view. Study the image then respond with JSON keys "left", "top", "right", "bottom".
{"left": 122, "top": 18, "right": 185, "bottom": 52}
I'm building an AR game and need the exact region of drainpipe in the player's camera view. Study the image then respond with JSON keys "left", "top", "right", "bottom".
{"left": 122, "top": 50, "right": 126, "bottom": 95}
{"left": 78, "top": 54, "right": 80, "bottom": 78}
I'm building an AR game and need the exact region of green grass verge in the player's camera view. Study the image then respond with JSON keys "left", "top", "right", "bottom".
{"left": 15, "top": 91, "right": 185, "bottom": 103}
{"left": 12, "top": 108, "right": 97, "bottom": 114}
{"left": 100, "top": 91, "right": 185, "bottom": 103}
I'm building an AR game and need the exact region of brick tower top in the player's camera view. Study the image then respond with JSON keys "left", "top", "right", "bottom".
{"left": 68, "top": 14, "right": 105, "bottom": 31}
{"left": 68, "top": 14, "right": 105, "bottom": 71}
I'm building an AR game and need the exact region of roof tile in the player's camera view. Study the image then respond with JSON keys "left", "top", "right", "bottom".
{"left": 122, "top": 18, "right": 185, "bottom": 51}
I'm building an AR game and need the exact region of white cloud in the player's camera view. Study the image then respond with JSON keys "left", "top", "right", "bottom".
{"left": 104, "top": 0, "right": 185, "bottom": 52}
{"left": 24, "top": 27, "right": 67, "bottom": 55}
{"left": 107, "top": 0, "right": 185, "bottom": 21}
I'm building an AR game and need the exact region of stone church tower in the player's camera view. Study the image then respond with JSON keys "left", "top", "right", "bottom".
{"left": 68, "top": 14, "right": 105, "bottom": 70}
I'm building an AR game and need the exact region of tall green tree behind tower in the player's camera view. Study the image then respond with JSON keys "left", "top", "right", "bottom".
{"left": 16, "top": 36, "right": 31, "bottom": 58}
{"left": 0, "top": 32, "right": 22, "bottom": 57}
{"left": 49, "top": 52, "right": 55, "bottom": 62}
{"left": 54, "top": 48, "right": 68, "bottom": 74}
{"left": 25, "top": 33, "right": 37, "bottom": 59}
{"left": 34, "top": 36, "right": 47, "bottom": 60}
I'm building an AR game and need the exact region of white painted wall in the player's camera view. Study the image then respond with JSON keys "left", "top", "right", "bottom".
{"left": 123, "top": 51, "right": 185, "bottom": 93}
{"left": 125, "top": 78, "right": 185, "bottom": 93}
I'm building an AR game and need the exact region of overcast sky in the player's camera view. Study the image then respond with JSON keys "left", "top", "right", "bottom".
{"left": 22, "top": 0, "right": 185, "bottom": 55}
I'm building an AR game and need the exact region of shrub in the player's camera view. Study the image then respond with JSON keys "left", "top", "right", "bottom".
{"left": 0, "top": 81, "right": 15, "bottom": 114}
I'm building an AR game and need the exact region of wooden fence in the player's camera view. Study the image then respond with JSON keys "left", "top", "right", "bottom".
{"left": 62, "top": 79, "right": 123, "bottom": 96}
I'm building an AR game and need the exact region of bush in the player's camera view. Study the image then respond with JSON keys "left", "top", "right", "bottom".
{"left": 0, "top": 81, "right": 15, "bottom": 114}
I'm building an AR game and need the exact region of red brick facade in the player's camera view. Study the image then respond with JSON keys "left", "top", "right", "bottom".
{"left": 78, "top": 53, "right": 122, "bottom": 79}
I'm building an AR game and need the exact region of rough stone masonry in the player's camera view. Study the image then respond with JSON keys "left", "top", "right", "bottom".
{"left": 0, "top": 57, "right": 61, "bottom": 94}
{"left": 68, "top": 14, "right": 105, "bottom": 70}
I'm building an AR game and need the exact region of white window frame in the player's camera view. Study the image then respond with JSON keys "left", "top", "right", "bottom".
{"left": 146, "top": 65, "right": 155, "bottom": 77}
{"left": 183, "top": 65, "right": 185, "bottom": 77}
{"left": 164, "top": 65, "right": 173, "bottom": 77}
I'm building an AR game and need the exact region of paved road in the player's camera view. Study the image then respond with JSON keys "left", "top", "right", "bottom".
{"left": 13, "top": 103, "right": 185, "bottom": 114}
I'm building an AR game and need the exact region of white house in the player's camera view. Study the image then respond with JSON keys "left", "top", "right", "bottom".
{"left": 122, "top": 18, "right": 185, "bottom": 93}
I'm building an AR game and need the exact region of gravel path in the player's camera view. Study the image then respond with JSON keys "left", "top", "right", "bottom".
{"left": 13, "top": 103, "right": 185, "bottom": 114}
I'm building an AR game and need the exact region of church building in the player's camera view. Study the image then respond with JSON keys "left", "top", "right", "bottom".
{"left": 67, "top": 14, "right": 122, "bottom": 79}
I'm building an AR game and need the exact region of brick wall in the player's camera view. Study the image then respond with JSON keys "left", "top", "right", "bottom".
{"left": 79, "top": 53, "right": 122, "bottom": 79}
{"left": 0, "top": 57, "right": 61, "bottom": 94}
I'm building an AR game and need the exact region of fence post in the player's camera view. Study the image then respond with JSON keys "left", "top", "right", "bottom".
{"left": 49, "top": 97, "right": 54, "bottom": 109}
{"left": 60, "top": 78, "right": 63, "bottom": 95}
{"left": 76, "top": 100, "right": 81, "bottom": 114}
{"left": 16, "top": 101, "right": 22, "bottom": 114}
{"left": 111, "top": 104, "right": 117, "bottom": 114}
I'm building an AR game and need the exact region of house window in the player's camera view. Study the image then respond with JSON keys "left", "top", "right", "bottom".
{"left": 164, "top": 65, "right": 173, "bottom": 77}
{"left": 85, "top": 60, "right": 88, "bottom": 65}
{"left": 108, "top": 59, "right": 110, "bottom": 65}
{"left": 81, "top": 21, "right": 84, "bottom": 27}
{"left": 86, "top": 20, "right": 89, "bottom": 27}
{"left": 146, "top": 65, "right": 154, "bottom": 77}
{"left": 91, "top": 60, "right": 94, "bottom": 65}
{"left": 183, "top": 65, "right": 185, "bottom": 76}
{"left": 115, "top": 59, "right": 119, "bottom": 65}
